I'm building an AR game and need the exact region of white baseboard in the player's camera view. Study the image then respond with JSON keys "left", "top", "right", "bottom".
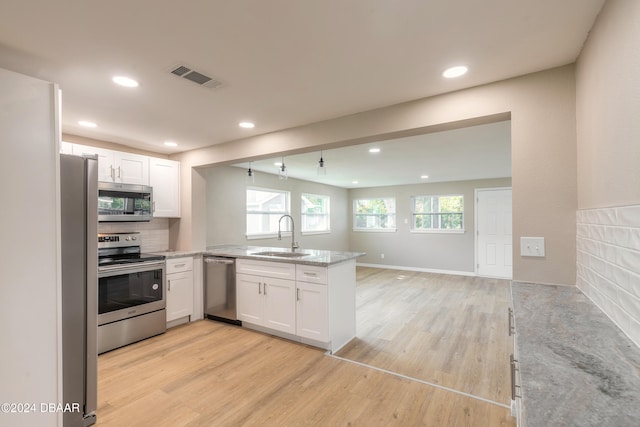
{"left": 356, "top": 262, "right": 476, "bottom": 277}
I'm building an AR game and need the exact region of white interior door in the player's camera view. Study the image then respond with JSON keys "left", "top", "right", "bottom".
{"left": 477, "top": 188, "right": 512, "bottom": 279}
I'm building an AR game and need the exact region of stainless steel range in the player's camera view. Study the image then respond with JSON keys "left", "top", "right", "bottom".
{"left": 97, "top": 232, "right": 166, "bottom": 354}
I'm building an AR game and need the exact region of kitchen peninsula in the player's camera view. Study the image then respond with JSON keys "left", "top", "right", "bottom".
{"left": 206, "top": 245, "right": 365, "bottom": 353}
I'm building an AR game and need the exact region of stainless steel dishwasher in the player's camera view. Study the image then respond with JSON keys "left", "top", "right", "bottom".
{"left": 203, "top": 256, "right": 241, "bottom": 325}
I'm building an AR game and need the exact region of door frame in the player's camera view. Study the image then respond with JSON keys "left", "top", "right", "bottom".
{"left": 474, "top": 186, "right": 513, "bottom": 278}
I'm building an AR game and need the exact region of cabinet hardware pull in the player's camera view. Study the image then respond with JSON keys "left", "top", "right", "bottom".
{"left": 508, "top": 308, "right": 515, "bottom": 336}
{"left": 258, "top": 282, "right": 262, "bottom": 294}
{"left": 174, "top": 263, "right": 185, "bottom": 268}
{"left": 110, "top": 165, "right": 115, "bottom": 180}
{"left": 296, "top": 288, "right": 300, "bottom": 301}
{"left": 303, "top": 272, "right": 317, "bottom": 277}
{"left": 510, "top": 354, "right": 521, "bottom": 400}
{"left": 117, "top": 166, "right": 121, "bottom": 179}
{"left": 168, "top": 280, "right": 171, "bottom": 291}
{"left": 264, "top": 283, "right": 267, "bottom": 295}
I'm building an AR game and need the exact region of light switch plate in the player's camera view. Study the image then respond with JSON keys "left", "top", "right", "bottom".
{"left": 520, "top": 237, "right": 545, "bottom": 257}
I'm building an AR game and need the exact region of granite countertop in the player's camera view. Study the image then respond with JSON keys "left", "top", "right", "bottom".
{"left": 204, "top": 245, "right": 365, "bottom": 267}
{"left": 149, "top": 250, "right": 203, "bottom": 259}
{"left": 511, "top": 282, "right": 640, "bottom": 427}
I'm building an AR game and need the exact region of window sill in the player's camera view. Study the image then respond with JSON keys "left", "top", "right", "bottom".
{"left": 352, "top": 228, "right": 397, "bottom": 233}
{"left": 410, "top": 229, "right": 466, "bottom": 234}
{"left": 301, "top": 230, "right": 331, "bottom": 236}
{"left": 246, "top": 233, "right": 278, "bottom": 240}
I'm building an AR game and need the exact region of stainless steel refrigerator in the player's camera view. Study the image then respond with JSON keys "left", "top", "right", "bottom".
{"left": 60, "top": 153, "right": 98, "bottom": 426}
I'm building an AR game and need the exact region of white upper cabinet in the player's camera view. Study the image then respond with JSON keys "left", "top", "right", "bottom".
{"left": 70, "top": 144, "right": 149, "bottom": 185}
{"left": 63, "top": 142, "right": 180, "bottom": 217}
{"left": 149, "top": 157, "right": 181, "bottom": 218}
{"left": 115, "top": 151, "right": 149, "bottom": 185}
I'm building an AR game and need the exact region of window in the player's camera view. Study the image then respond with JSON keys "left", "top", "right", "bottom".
{"left": 353, "top": 198, "right": 396, "bottom": 231}
{"left": 411, "top": 195, "right": 464, "bottom": 232}
{"left": 301, "top": 193, "right": 330, "bottom": 234}
{"left": 246, "top": 187, "right": 290, "bottom": 238}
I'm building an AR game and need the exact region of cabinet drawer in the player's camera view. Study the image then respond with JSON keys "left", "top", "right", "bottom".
{"left": 166, "top": 257, "right": 193, "bottom": 274}
{"left": 237, "top": 259, "right": 296, "bottom": 280}
{"left": 296, "top": 264, "right": 327, "bottom": 284}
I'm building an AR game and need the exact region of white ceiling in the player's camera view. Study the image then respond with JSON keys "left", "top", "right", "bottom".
{"left": 234, "top": 120, "right": 511, "bottom": 188}
{"left": 0, "top": 0, "right": 604, "bottom": 157}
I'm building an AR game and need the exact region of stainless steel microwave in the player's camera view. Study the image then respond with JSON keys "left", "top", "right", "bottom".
{"left": 97, "top": 182, "right": 153, "bottom": 222}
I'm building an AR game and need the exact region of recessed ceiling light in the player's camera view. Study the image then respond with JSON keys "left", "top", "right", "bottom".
{"left": 239, "top": 121, "right": 255, "bottom": 129}
{"left": 369, "top": 148, "right": 381, "bottom": 153}
{"left": 112, "top": 76, "right": 139, "bottom": 87}
{"left": 442, "top": 66, "right": 468, "bottom": 79}
{"left": 78, "top": 120, "right": 97, "bottom": 128}
{"left": 274, "top": 162, "right": 282, "bottom": 167}
{"left": 352, "top": 180, "right": 359, "bottom": 184}
{"left": 421, "top": 175, "right": 429, "bottom": 179}
{"left": 164, "top": 141, "right": 178, "bottom": 147}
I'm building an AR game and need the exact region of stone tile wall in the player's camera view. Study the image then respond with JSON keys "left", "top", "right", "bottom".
{"left": 576, "top": 205, "right": 640, "bottom": 347}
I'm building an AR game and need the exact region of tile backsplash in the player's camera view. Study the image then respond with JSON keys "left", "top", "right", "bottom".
{"left": 577, "top": 205, "right": 640, "bottom": 347}
{"left": 98, "top": 218, "right": 170, "bottom": 252}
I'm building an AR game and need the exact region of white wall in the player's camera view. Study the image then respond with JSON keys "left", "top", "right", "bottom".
{"left": 350, "top": 178, "right": 511, "bottom": 273}
{"left": 205, "top": 165, "right": 349, "bottom": 251}
{"left": 173, "top": 65, "right": 578, "bottom": 286}
{"left": 576, "top": 0, "right": 640, "bottom": 346}
{"left": 0, "top": 68, "right": 60, "bottom": 426}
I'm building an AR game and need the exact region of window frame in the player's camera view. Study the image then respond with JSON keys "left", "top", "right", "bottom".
{"left": 352, "top": 197, "right": 397, "bottom": 232}
{"left": 410, "top": 194, "right": 465, "bottom": 233}
{"left": 245, "top": 186, "right": 291, "bottom": 239}
{"left": 300, "top": 193, "right": 331, "bottom": 235}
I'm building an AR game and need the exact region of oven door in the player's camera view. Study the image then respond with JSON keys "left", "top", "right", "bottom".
{"left": 98, "top": 261, "right": 165, "bottom": 326}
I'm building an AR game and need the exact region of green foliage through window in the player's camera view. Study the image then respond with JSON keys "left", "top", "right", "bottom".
{"left": 412, "top": 195, "right": 463, "bottom": 231}
{"left": 301, "top": 193, "right": 330, "bottom": 233}
{"left": 353, "top": 198, "right": 396, "bottom": 230}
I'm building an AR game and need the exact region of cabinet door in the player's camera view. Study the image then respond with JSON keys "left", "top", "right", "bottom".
{"left": 115, "top": 151, "right": 149, "bottom": 185}
{"left": 60, "top": 141, "right": 73, "bottom": 154}
{"left": 149, "top": 157, "right": 180, "bottom": 217}
{"left": 71, "top": 144, "right": 114, "bottom": 182}
{"left": 236, "top": 273, "right": 263, "bottom": 325}
{"left": 262, "top": 277, "right": 296, "bottom": 334}
{"left": 296, "top": 282, "right": 328, "bottom": 341}
{"left": 167, "top": 270, "right": 194, "bottom": 322}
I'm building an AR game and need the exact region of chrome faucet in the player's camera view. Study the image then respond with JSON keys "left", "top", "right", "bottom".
{"left": 278, "top": 214, "right": 299, "bottom": 252}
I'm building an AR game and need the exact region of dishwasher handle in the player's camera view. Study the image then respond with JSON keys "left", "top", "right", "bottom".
{"left": 204, "top": 257, "right": 235, "bottom": 265}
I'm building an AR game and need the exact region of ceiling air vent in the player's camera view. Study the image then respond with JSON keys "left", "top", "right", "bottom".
{"left": 169, "top": 64, "right": 223, "bottom": 89}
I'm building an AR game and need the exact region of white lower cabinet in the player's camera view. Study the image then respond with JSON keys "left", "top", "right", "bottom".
{"left": 236, "top": 258, "right": 356, "bottom": 352}
{"left": 237, "top": 273, "right": 296, "bottom": 334}
{"left": 296, "top": 281, "right": 328, "bottom": 341}
{"left": 166, "top": 257, "right": 194, "bottom": 324}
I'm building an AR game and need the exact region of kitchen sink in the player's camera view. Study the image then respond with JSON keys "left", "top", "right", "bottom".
{"left": 251, "top": 251, "right": 310, "bottom": 258}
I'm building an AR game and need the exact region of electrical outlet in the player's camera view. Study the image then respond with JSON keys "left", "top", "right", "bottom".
{"left": 520, "top": 237, "right": 545, "bottom": 257}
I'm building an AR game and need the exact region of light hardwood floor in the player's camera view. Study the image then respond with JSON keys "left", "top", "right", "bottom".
{"left": 96, "top": 267, "right": 515, "bottom": 426}
{"left": 336, "top": 267, "right": 514, "bottom": 405}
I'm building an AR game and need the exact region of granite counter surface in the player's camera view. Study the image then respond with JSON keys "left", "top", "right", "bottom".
{"left": 149, "top": 250, "right": 202, "bottom": 259}
{"left": 512, "top": 282, "right": 640, "bottom": 427}
{"left": 204, "top": 245, "right": 365, "bottom": 267}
